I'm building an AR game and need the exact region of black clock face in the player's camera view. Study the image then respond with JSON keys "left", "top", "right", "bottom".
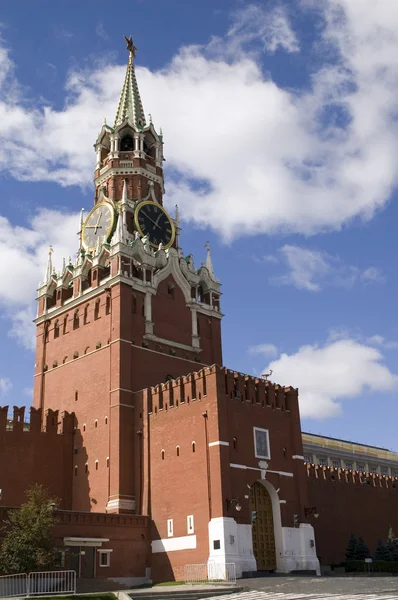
{"left": 135, "top": 202, "right": 175, "bottom": 249}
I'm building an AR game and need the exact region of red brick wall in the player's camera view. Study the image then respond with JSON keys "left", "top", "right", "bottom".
{"left": 307, "top": 465, "right": 398, "bottom": 565}
{"left": 0, "top": 508, "right": 150, "bottom": 580}
{"left": 55, "top": 511, "right": 149, "bottom": 579}
{"left": 0, "top": 409, "right": 74, "bottom": 510}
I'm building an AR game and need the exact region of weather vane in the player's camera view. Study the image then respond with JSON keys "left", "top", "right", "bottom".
{"left": 124, "top": 35, "right": 137, "bottom": 59}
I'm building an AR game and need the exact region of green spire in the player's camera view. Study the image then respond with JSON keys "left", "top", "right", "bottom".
{"left": 114, "top": 35, "right": 146, "bottom": 130}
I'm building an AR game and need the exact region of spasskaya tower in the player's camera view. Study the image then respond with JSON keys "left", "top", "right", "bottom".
{"left": 33, "top": 36, "right": 223, "bottom": 514}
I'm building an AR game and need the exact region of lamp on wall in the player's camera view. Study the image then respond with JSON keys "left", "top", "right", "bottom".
{"left": 226, "top": 498, "right": 242, "bottom": 512}
{"left": 304, "top": 506, "right": 319, "bottom": 519}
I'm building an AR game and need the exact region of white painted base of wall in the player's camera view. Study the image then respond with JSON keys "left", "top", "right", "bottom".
{"left": 207, "top": 518, "right": 319, "bottom": 578}
{"left": 208, "top": 517, "right": 256, "bottom": 578}
{"left": 278, "top": 524, "right": 320, "bottom": 575}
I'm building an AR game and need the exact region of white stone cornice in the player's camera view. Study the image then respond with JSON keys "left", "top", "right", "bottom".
{"left": 143, "top": 333, "right": 201, "bottom": 354}
{"left": 94, "top": 165, "right": 163, "bottom": 189}
{"left": 187, "top": 300, "right": 224, "bottom": 320}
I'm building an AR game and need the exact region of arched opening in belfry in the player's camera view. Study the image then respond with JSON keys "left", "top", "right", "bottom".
{"left": 120, "top": 134, "right": 134, "bottom": 152}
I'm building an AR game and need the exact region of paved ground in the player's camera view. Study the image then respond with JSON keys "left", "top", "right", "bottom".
{"left": 204, "top": 576, "right": 398, "bottom": 600}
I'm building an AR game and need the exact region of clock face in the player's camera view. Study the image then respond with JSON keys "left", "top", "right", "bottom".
{"left": 134, "top": 201, "right": 175, "bottom": 249}
{"left": 82, "top": 203, "right": 115, "bottom": 252}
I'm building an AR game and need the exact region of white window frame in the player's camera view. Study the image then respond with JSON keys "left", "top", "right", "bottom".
{"left": 187, "top": 515, "right": 194, "bottom": 534}
{"left": 98, "top": 549, "right": 112, "bottom": 568}
{"left": 253, "top": 427, "right": 271, "bottom": 460}
{"left": 167, "top": 519, "right": 173, "bottom": 537}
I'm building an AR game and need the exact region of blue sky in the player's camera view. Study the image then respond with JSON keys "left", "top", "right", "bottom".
{"left": 0, "top": 0, "right": 397, "bottom": 450}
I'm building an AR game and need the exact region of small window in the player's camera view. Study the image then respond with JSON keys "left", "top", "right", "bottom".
{"left": 381, "top": 467, "right": 389, "bottom": 476}
{"left": 106, "top": 457, "right": 109, "bottom": 468}
{"left": 213, "top": 540, "right": 221, "bottom": 550}
{"left": 233, "top": 437, "right": 238, "bottom": 451}
{"left": 357, "top": 463, "right": 365, "bottom": 472}
{"left": 304, "top": 455, "right": 311, "bottom": 463}
{"left": 105, "top": 416, "right": 108, "bottom": 425}
{"left": 83, "top": 424, "right": 86, "bottom": 432}
{"left": 253, "top": 427, "right": 270, "bottom": 460}
{"left": 168, "top": 283, "right": 174, "bottom": 298}
{"left": 370, "top": 465, "right": 378, "bottom": 474}
{"left": 318, "top": 456, "right": 327, "bottom": 467}
{"left": 187, "top": 515, "right": 194, "bottom": 534}
{"left": 95, "top": 460, "right": 99, "bottom": 471}
{"left": 94, "top": 300, "right": 100, "bottom": 320}
{"left": 192, "top": 442, "right": 196, "bottom": 453}
{"left": 167, "top": 519, "right": 173, "bottom": 537}
{"left": 106, "top": 295, "right": 111, "bottom": 315}
{"left": 54, "top": 321, "right": 60, "bottom": 339}
{"left": 63, "top": 316, "right": 68, "bottom": 335}
{"left": 95, "top": 420, "right": 98, "bottom": 428}
{"left": 75, "top": 391, "right": 78, "bottom": 402}
{"left": 74, "top": 465, "right": 78, "bottom": 476}
{"left": 176, "top": 446, "right": 180, "bottom": 457}
{"left": 85, "top": 463, "right": 88, "bottom": 473}
{"left": 73, "top": 310, "right": 80, "bottom": 330}
{"left": 161, "top": 449, "right": 165, "bottom": 460}
{"left": 84, "top": 305, "right": 89, "bottom": 325}
{"left": 345, "top": 462, "right": 352, "bottom": 470}
{"left": 332, "top": 459, "right": 340, "bottom": 469}
{"left": 98, "top": 550, "right": 111, "bottom": 568}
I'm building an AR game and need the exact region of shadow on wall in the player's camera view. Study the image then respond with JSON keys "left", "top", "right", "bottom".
{"left": 150, "top": 522, "right": 174, "bottom": 584}
{"left": 73, "top": 427, "right": 91, "bottom": 512}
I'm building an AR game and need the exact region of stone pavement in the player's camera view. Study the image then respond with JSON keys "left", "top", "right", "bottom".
{"left": 205, "top": 593, "right": 398, "bottom": 600}
{"left": 203, "top": 577, "right": 398, "bottom": 600}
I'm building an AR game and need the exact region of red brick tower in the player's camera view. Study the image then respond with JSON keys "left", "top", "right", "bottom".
{"left": 33, "top": 37, "right": 223, "bottom": 514}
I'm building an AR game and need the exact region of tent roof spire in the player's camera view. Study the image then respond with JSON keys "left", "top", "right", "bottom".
{"left": 114, "top": 35, "right": 146, "bottom": 130}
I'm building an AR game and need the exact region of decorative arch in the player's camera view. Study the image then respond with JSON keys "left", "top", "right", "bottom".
{"left": 256, "top": 479, "right": 284, "bottom": 571}
{"left": 153, "top": 251, "right": 192, "bottom": 303}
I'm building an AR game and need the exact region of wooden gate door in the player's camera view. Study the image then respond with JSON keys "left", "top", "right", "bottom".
{"left": 249, "top": 481, "right": 276, "bottom": 571}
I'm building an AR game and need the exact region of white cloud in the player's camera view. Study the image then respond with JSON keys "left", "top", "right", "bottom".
{"left": 270, "top": 245, "right": 383, "bottom": 291}
{"left": 209, "top": 5, "right": 299, "bottom": 58}
{"left": 0, "top": 378, "right": 12, "bottom": 395}
{"left": 265, "top": 337, "right": 398, "bottom": 419}
{"left": 0, "top": 3, "right": 397, "bottom": 238}
{"left": 366, "top": 335, "right": 398, "bottom": 350}
{"left": 0, "top": 210, "right": 79, "bottom": 349}
{"left": 96, "top": 23, "right": 109, "bottom": 41}
{"left": 248, "top": 343, "right": 279, "bottom": 358}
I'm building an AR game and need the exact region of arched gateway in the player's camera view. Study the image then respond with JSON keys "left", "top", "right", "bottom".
{"left": 249, "top": 481, "right": 277, "bottom": 571}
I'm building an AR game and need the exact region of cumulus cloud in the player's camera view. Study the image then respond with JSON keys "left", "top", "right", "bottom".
{"left": 248, "top": 344, "right": 279, "bottom": 358}
{"left": 268, "top": 245, "right": 384, "bottom": 291}
{"left": 0, "top": 210, "right": 79, "bottom": 349}
{"left": 264, "top": 337, "right": 398, "bottom": 419}
{"left": 0, "top": 378, "right": 12, "bottom": 395}
{"left": 0, "top": 2, "right": 397, "bottom": 238}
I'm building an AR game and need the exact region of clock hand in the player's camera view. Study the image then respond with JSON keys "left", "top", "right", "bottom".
{"left": 154, "top": 213, "right": 162, "bottom": 227}
{"left": 145, "top": 214, "right": 161, "bottom": 229}
{"left": 94, "top": 212, "right": 102, "bottom": 235}
{"left": 85, "top": 225, "right": 103, "bottom": 229}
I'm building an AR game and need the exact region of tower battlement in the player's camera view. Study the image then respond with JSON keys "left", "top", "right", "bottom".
{"left": 0, "top": 406, "right": 75, "bottom": 434}
{"left": 306, "top": 463, "right": 398, "bottom": 489}
{"left": 144, "top": 364, "right": 299, "bottom": 415}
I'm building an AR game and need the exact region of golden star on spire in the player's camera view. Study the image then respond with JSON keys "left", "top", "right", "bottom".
{"left": 124, "top": 35, "right": 137, "bottom": 58}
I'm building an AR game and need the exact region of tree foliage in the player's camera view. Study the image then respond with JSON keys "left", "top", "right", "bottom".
{"left": 0, "top": 485, "right": 57, "bottom": 575}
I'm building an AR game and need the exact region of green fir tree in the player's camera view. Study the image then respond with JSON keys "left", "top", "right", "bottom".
{"left": 0, "top": 485, "right": 57, "bottom": 575}
{"left": 345, "top": 533, "right": 358, "bottom": 560}
{"left": 375, "top": 539, "right": 390, "bottom": 562}
{"left": 356, "top": 537, "right": 370, "bottom": 560}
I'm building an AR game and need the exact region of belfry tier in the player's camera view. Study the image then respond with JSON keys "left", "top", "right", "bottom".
{"left": 93, "top": 47, "right": 165, "bottom": 209}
